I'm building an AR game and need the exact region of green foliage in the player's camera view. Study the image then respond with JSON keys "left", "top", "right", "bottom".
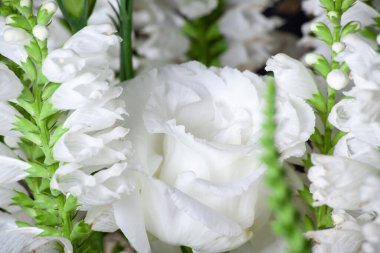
{"left": 56, "top": 0, "right": 96, "bottom": 33}
{"left": 182, "top": 0, "right": 227, "bottom": 66}
{"left": 261, "top": 77, "right": 312, "bottom": 253}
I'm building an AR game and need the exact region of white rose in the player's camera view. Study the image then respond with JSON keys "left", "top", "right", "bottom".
{"left": 119, "top": 61, "right": 314, "bottom": 252}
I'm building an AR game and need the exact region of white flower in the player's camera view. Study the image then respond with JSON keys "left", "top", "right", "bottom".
{"left": 0, "top": 17, "right": 29, "bottom": 64}
{"left": 334, "top": 134, "right": 380, "bottom": 169}
{"left": 0, "top": 63, "right": 23, "bottom": 101}
{"left": 0, "top": 63, "right": 23, "bottom": 137}
{"left": 0, "top": 144, "right": 29, "bottom": 212}
{"left": 266, "top": 53, "right": 319, "bottom": 100}
{"left": 338, "top": 34, "right": 379, "bottom": 90}
{"left": 170, "top": 0, "right": 218, "bottom": 19}
{"left": 219, "top": 3, "right": 282, "bottom": 70}
{"left": 308, "top": 154, "right": 377, "bottom": 210}
{"left": 0, "top": 213, "right": 73, "bottom": 253}
{"left": 133, "top": 0, "right": 189, "bottom": 72}
{"left": 329, "top": 91, "right": 380, "bottom": 147}
{"left": 306, "top": 217, "right": 364, "bottom": 253}
{"left": 117, "top": 61, "right": 314, "bottom": 252}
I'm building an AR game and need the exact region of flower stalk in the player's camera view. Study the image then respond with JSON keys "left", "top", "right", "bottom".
{"left": 261, "top": 77, "right": 312, "bottom": 253}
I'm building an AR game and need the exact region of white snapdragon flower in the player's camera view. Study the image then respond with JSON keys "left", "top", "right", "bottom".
{"left": 306, "top": 213, "right": 365, "bottom": 253}
{"left": 0, "top": 213, "right": 73, "bottom": 253}
{"left": 0, "top": 17, "right": 30, "bottom": 64}
{"left": 133, "top": 0, "right": 189, "bottom": 71}
{"left": 118, "top": 61, "right": 314, "bottom": 252}
{"left": 308, "top": 154, "right": 378, "bottom": 210}
{"left": 328, "top": 35, "right": 380, "bottom": 147}
{"left": 300, "top": 1, "right": 378, "bottom": 56}
{"left": 266, "top": 53, "right": 319, "bottom": 100}
{"left": 0, "top": 63, "right": 23, "bottom": 137}
{"left": 169, "top": 0, "right": 218, "bottom": 19}
{"left": 219, "top": 2, "right": 282, "bottom": 70}
{"left": 0, "top": 143, "right": 29, "bottom": 213}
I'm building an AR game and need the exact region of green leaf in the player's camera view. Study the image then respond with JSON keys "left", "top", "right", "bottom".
{"left": 15, "top": 221, "right": 33, "bottom": 228}
{"left": 13, "top": 116, "right": 39, "bottom": 133}
{"left": 64, "top": 195, "right": 78, "bottom": 213}
{"left": 42, "top": 83, "right": 60, "bottom": 100}
{"left": 12, "top": 191, "right": 34, "bottom": 208}
{"left": 49, "top": 125, "right": 68, "bottom": 148}
{"left": 25, "top": 162, "right": 50, "bottom": 178}
{"left": 307, "top": 92, "right": 327, "bottom": 114}
{"left": 24, "top": 41, "right": 42, "bottom": 63}
{"left": 34, "top": 194, "right": 58, "bottom": 209}
{"left": 70, "top": 221, "right": 92, "bottom": 242}
{"left": 35, "top": 210, "right": 61, "bottom": 226}
{"left": 39, "top": 226, "right": 64, "bottom": 237}
{"left": 319, "top": 0, "right": 335, "bottom": 11}
{"left": 39, "top": 102, "right": 59, "bottom": 121}
{"left": 341, "top": 0, "right": 356, "bottom": 12}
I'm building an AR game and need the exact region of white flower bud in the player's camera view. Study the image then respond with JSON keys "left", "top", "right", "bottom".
{"left": 327, "top": 11, "right": 339, "bottom": 19}
{"left": 310, "top": 22, "right": 322, "bottom": 33}
{"left": 20, "top": 0, "right": 31, "bottom": 7}
{"left": 41, "top": 1, "right": 58, "bottom": 14}
{"left": 3, "top": 28, "right": 30, "bottom": 42}
{"left": 304, "top": 53, "right": 322, "bottom": 65}
{"left": 332, "top": 42, "right": 346, "bottom": 53}
{"left": 377, "top": 34, "right": 380, "bottom": 45}
{"left": 33, "top": 25, "right": 48, "bottom": 41}
{"left": 326, "top": 69, "right": 349, "bottom": 90}
{"left": 5, "top": 15, "right": 15, "bottom": 25}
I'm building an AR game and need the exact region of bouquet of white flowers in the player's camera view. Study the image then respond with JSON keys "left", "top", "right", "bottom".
{"left": 0, "top": 0, "right": 379, "bottom": 252}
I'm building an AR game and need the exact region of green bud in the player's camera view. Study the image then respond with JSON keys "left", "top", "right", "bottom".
{"left": 305, "top": 53, "right": 331, "bottom": 77}
{"left": 341, "top": 21, "right": 361, "bottom": 37}
{"left": 19, "top": 0, "right": 32, "bottom": 17}
{"left": 341, "top": 0, "right": 356, "bottom": 12}
{"left": 311, "top": 22, "right": 333, "bottom": 45}
{"left": 327, "top": 11, "right": 340, "bottom": 26}
{"left": 319, "top": 0, "right": 335, "bottom": 11}
{"left": 37, "top": 2, "right": 58, "bottom": 25}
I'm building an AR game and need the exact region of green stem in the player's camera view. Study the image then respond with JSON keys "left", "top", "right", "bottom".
{"left": 119, "top": 0, "right": 134, "bottom": 81}
{"left": 181, "top": 246, "right": 193, "bottom": 253}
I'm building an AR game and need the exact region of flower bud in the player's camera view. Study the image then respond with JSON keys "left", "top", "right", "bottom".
{"left": 304, "top": 53, "right": 331, "bottom": 77}
{"left": 33, "top": 25, "right": 48, "bottom": 41}
{"left": 20, "top": 0, "right": 31, "bottom": 7}
{"left": 5, "top": 15, "right": 15, "bottom": 25}
{"left": 3, "top": 28, "right": 30, "bottom": 42}
{"left": 42, "top": 1, "right": 58, "bottom": 14}
{"left": 341, "top": 21, "right": 361, "bottom": 38}
{"left": 326, "top": 69, "right": 349, "bottom": 90}
{"left": 304, "top": 53, "right": 322, "bottom": 66}
{"left": 37, "top": 1, "right": 58, "bottom": 25}
{"left": 311, "top": 22, "right": 333, "bottom": 45}
{"left": 332, "top": 42, "right": 346, "bottom": 54}
{"left": 327, "top": 11, "right": 340, "bottom": 25}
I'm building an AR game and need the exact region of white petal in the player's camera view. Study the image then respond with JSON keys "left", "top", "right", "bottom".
{"left": 266, "top": 53, "right": 318, "bottom": 99}
{"left": 0, "top": 63, "right": 23, "bottom": 101}
{"left": 113, "top": 192, "right": 151, "bottom": 253}
{"left": 0, "top": 156, "right": 29, "bottom": 184}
